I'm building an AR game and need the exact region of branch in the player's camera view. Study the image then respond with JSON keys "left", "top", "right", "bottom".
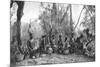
{"left": 86, "top": 39, "right": 94, "bottom": 46}
{"left": 60, "top": 5, "right": 70, "bottom": 23}
{"left": 79, "top": 6, "right": 94, "bottom": 26}
{"left": 74, "top": 6, "right": 84, "bottom": 30}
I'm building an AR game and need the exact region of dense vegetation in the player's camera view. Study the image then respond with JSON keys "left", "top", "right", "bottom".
{"left": 10, "top": 1, "right": 95, "bottom": 64}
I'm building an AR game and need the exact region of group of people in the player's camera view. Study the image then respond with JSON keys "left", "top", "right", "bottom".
{"left": 25, "top": 33, "right": 71, "bottom": 59}
{"left": 23, "top": 27, "right": 95, "bottom": 59}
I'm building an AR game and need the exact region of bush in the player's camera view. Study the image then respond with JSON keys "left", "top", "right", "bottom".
{"left": 84, "top": 40, "right": 95, "bottom": 57}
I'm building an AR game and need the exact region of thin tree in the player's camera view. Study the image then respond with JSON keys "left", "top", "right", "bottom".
{"left": 74, "top": 6, "right": 84, "bottom": 31}
{"left": 10, "top": 1, "right": 24, "bottom": 54}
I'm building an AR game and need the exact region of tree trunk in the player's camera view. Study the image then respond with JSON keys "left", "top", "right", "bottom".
{"left": 74, "top": 6, "right": 84, "bottom": 30}
{"left": 70, "top": 4, "right": 72, "bottom": 30}
{"left": 69, "top": 4, "right": 73, "bottom": 38}
{"left": 16, "top": 1, "right": 24, "bottom": 54}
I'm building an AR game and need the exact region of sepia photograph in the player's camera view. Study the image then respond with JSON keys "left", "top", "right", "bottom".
{"left": 10, "top": 0, "right": 95, "bottom": 66}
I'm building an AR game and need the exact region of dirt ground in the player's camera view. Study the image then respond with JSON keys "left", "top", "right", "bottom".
{"left": 15, "top": 53, "right": 95, "bottom": 66}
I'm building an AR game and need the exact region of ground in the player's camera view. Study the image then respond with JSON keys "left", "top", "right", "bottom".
{"left": 15, "top": 53, "right": 95, "bottom": 66}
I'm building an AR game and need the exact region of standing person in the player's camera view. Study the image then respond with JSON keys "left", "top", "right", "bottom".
{"left": 39, "top": 35, "right": 46, "bottom": 54}
{"left": 58, "top": 34, "right": 63, "bottom": 53}
{"left": 52, "top": 37, "right": 57, "bottom": 53}
{"left": 63, "top": 36, "right": 71, "bottom": 54}
{"left": 23, "top": 23, "right": 33, "bottom": 59}
{"left": 25, "top": 23, "right": 33, "bottom": 59}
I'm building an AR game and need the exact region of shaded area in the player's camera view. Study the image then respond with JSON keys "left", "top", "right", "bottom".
{"left": 16, "top": 54, "right": 94, "bottom": 66}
